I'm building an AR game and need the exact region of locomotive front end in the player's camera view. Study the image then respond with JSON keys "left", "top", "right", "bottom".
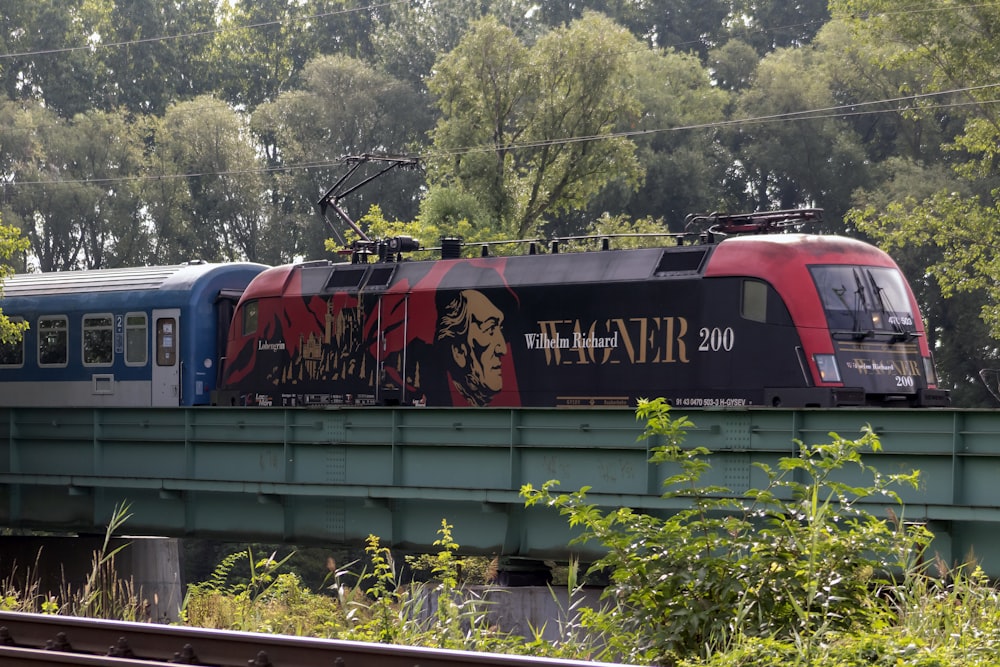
{"left": 808, "top": 264, "right": 947, "bottom": 407}
{"left": 707, "top": 232, "right": 948, "bottom": 408}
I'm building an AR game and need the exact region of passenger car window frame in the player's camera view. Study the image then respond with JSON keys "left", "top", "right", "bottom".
{"left": 38, "top": 315, "right": 69, "bottom": 367}
{"left": 82, "top": 313, "right": 114, "bottom": 367}
{"left": 0, "top": 316, "right": 25, "bottom": 367}
{"left": 124, "top": 312, "right": 148, "bottom": 366}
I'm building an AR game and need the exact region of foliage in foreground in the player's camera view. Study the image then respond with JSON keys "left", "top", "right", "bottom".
{"left": 0, "top": 216, "right": 30, "bottom": 345}
{"left": 6, "top": 403, "right": 1000, "bottom": 665}
{"left": 180, "top": 522, "right": 592, "bottom": 659}
{"left": 0, "top": 502, "right": 148, "bottom": 621}
{"left": 178, "top": 399, "right": 1000, "bottom": 665}
{"left": 524, "top": 398, "right": 1000, "bottom": 665}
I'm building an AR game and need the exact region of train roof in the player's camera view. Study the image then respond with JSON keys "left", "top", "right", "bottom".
{"left": 705, "top": 234, "right": 898, "bottom": 279}
{"left": 240, "top": 233, "right": 900, "bottom": 300}
{"left": 242, "top": 244, "right": 698, "bottom": 300}
{"left": 0, "top": 261, "right": 267, "bottom": 298}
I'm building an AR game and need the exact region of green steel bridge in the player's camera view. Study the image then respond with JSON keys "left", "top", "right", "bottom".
{"left": 0, "top": 406, "right": 998, "bottom": 575}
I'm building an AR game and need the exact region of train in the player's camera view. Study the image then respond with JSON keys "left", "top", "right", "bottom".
{"left": 0, "top": 261, "right": 267, "bottom": 406}
{"left": 213, "top": 209, "right": 949, "bottom": 409}
{"left": 0, "top": 209, "right": 950, "bottom": 410}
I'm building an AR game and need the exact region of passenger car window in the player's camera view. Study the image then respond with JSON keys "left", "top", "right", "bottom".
{"left": 156, "top": 317, "right": 177, "bottom": 366}
{"left": 83, "top": 314, "right": 114, "bottom": 365}
{"left": 0, "top": 317, "right": 24, "bottom": 367}
{"left": 125, "top": 313, "right": 147, "bottom": 365}
{"left": 39, "top": 316, "right": 68, "bottom": 366}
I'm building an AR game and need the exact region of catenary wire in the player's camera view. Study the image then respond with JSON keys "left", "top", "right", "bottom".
{"left": 7, "top": 91, "right": 1000, "bottom": 189}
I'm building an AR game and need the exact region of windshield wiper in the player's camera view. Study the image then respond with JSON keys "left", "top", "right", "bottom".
{"left": 865, "top": 269, "right": 914, "bottom": 342}
{"left": 851, "top": 268, "right": 873, "bottom": 340}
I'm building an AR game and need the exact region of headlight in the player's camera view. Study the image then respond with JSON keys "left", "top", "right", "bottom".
{"left": 814, "top": 354, "right": 841, "bottom": 383}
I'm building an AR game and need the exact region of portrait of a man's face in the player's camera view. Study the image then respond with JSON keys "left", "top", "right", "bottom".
{"left": 437, "top": 289, "right": 507, "bottom": 406}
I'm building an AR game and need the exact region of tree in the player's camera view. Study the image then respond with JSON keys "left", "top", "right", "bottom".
{"left": 724, "top": 38, "right": 870, "bottom": 220}
{"left": 804, "top": 18, "right": 965, "bottom": 169}
{"left": 708, "top": 39, "right": 759, "bottom": 93}
{"left": 533, "top": 0, "right": 730, "bottom": 56}
{"left": 372, "top": 0, "right": 542, "bottom": 91}
{"left": 310, "top": 0, "right": 382, "bottom": 62}
{"left": 154, "top": 96, "right": 270, "bottom": 263}
{"left": 0, "top": 215, "right": 30, "bottom": 346}
{"left": 576, "top": 47, "right": 732, "bottom": 232}
{"left": 425, "top": 13, "right": 644, "bottom": 239}
{"left": 2, "top": 106, "right": 148, "bottom": 271}
{"left": 831, "top": 0, "right": 1000, "bottom": 107}
{"left": 0, "top": 100, "right": 51, "bottom": 192}
{"left": 81, "top": 0, "right": 217, "bottom": 115}
{"left": 58, "top": 110, "right": 150, "bottom": 268}
{"left": 829, "top": 0, "right": 1000, "bottom": 401}
{"left": 0, "top": 0, "right": 99, "bottom": 117}
{"left": 252, "top": 55, "right": 432, "bottom": 261}
{"left": 207, "top": 0, "right": 321, "bottom": 111}
{"left": 726, "top": 0, "right": 830, "bottom": 53}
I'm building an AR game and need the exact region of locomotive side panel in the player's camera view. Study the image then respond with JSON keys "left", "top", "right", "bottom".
{"left": 479, "top": 276, "right": 809, "bottom": 408}
{"left": 221, "top": 258, "right": 818, "bottom": 408}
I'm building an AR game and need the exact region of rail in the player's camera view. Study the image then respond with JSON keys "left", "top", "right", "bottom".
{"left": 0, "top": 611, "right": 614, "bottom": 667}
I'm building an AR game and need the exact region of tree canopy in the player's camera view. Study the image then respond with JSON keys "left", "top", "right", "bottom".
{"left": 425, "top": 13, "right": 644, "bottom": 239}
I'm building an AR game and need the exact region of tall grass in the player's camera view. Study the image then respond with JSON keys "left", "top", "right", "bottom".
{"left": 0, "top": 502, "right": 149, "bottom": 620}
{"left": 181, "top": 521, "right": 602, "bottom": 659}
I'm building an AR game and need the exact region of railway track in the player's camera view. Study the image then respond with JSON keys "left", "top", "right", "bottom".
{"left": 0, "top": 611, "right": 614, "bottom": 667}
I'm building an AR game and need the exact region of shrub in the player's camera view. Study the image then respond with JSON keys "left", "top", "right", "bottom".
{"left": 522, "top": 398, "right": 931, "bottom": 665}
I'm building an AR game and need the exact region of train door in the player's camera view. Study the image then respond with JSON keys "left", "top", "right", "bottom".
{"left": 152, "top": 308, "right": 181, "bottom": 405}
{"left": 375, "top": 294, "right": 410, "bottom": 407}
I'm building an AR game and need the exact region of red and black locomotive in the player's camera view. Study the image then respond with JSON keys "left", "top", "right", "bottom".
{"left": 216, "top": 209, "right": 949, "bottom": 409}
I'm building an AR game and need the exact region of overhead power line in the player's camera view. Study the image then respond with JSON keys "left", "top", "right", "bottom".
{"left": 7, "top": 85, "right": 1000, "bottom": 189}
{"left": 0, "top": 1, "right": 409, "bottom": 61}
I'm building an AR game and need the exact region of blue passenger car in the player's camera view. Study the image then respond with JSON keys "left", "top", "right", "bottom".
{"left": 0, "top": 261, "right": 267, "bottom": 407}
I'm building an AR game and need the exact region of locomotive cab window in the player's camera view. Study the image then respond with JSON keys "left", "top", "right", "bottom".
{"left": 0, "top": 317, "right": 25, "bottom": 367}
{"left": 125, "top": 313, "right": 147, "bottom": 366}
{"left": 83, "top": 314, "right": 114, "bottom": 366}
{"left": 741, "top": 280, "right": 768, "bottom": 323}
{"left": 38, "top": 316, "right": 68, "bottom": 366}
{"left": 242, "top": 300, "right": 258, "bottom": 336}
{"left": 810, "top": 266, "right": 916, "bottom": 335}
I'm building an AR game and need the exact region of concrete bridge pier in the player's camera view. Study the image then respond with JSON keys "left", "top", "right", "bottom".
{"left": 0, "top": 535, "right": 182, "bottom": 622}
